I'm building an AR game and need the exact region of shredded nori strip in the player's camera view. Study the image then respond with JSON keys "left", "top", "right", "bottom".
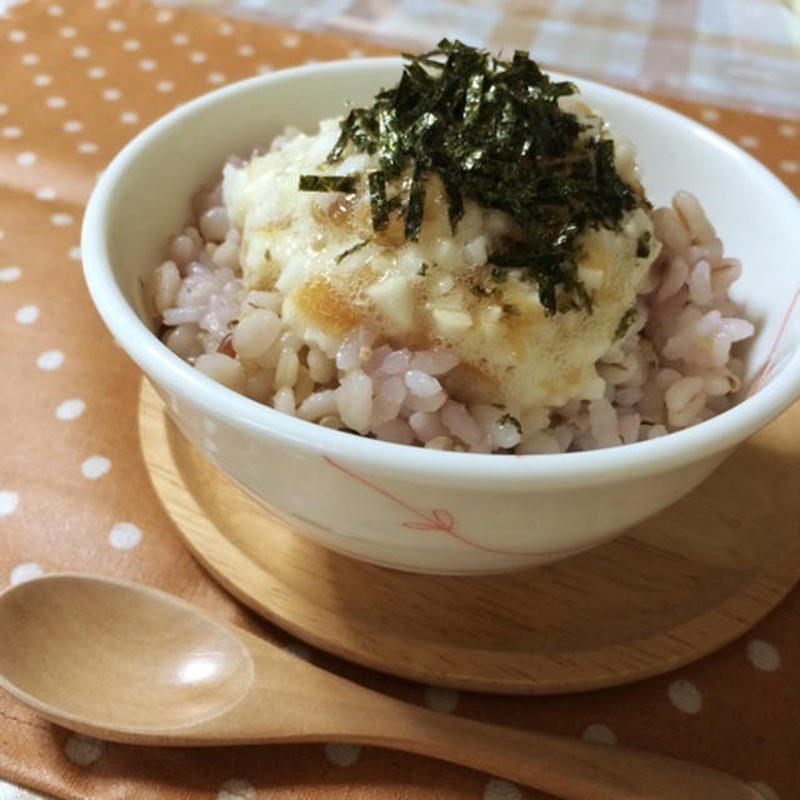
{"left": 636, "top": 230, "right": 652, "bottom": 258}
{"left": 335, "top": 238, "right": 372, "bottom": 264}
{"left": 367, "top": 170, "right": 390, "bottom": 231}
{"left": 498, "top": 413, "right": 522, "bottom": 435}
{"left": 405, "top": 158, "right": 429, "bottom": 241}
{"left": 302, "top": 39, "right": 640, "bottom": 314}
{"left": 614, "top": 306, "right": 638, "bottom": 341}
{"left": 298, "top": 174, "right": 359, "bottom": 193}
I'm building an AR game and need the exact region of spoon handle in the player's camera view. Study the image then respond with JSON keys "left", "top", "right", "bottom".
{"left": 356, "top": 702, "right": 758, "bottom": 800}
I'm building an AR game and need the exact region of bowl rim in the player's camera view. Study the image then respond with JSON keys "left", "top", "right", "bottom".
{"left": 81, "top": 56, "right": 800, "bottom": 490}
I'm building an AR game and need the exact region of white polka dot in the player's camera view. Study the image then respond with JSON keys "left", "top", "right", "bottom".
{"left": 779, "top": 160, "right": 799, "bottom": 173}
{"left": 109, "top": 522, "right": 142, "bottom": 550}
{"left": 48, "top": 4, "right": 65, "bottom": 15}
{"left": 171, "top": 32, "right": 189, "bottom": 45}
{"left": 65, "top": 735, "right": 103, "bottom": 766}
{"left": 120, "top": 111, "right": 139, "bottom": 125}
{"left": 323, "top": 743, "right": 361, "bottom": 767}
{"left": 700, "top": 108, "right": 720, "bottom": 123}
{"left": 72, "top": 45, "right": 90, "bottom": 59}
{"left": 10, "top": 563, "right": 44, "bottom": 585}
{"left": 483, "top": 779, "right": 522, "bottom": 800}
{"left": 217, "top": 21, "right": 235, "bottom": 36}
{"left": 668, "top": 679, "right": 703, "bottom": 714}
{"left": 749, "top": 782, "right": 780, "bottom": 800}
{"left": 189, "top": 51, "right": 207, "bottom": 63}
{"left": 0, "top": 266, "right": 21, "bottom": 282}
{"left": 102, "top": 87, "right": 121, "bottom": 101}
{"left": 778, "top": 123, "right": 796, "bottom": 138}
{"left": 56, "top": 398, "right": 85, "bottom": 420}
{"left": 59, "top": 26, "right": 76, "bottom": 38}
{"left": 107, "top": 19, "right": 126, "bottom": 32}
{"left": 237, "top": 44, "right": 254, "bottom": 57}
{"left": 255, "top": 64, "right": 273, "bottom": 75}
{"left": 155, "top": 9, "right": 174, "bottom": 22}
{"left": 217, "top": 778, "right": 255, "bottom": 800}
{"left": 94, "top": 0, "right": 112, "bottom": 8}
{"left": 82, "top": 456, "right": 111, "bottom": 480}
{"left": 282, "top": 34, "right": 300, "bottom": 48}
{"left": 207, "top": 71, "right": 225, "bottom": 85}
{"left": 36, "top": 186, "right": 57, "bottom": 201}
{"left": 8, "top": 29, "right": 26, "bottom": 43}
{"left": 45, "top": 96, "right": 67, "bottom": 109}
{"left": 21, "top": 53, "right": 39, "bottom": 65}
{"left": 37, "top": 349, "right": 64, "bottom": 370}
{"left": 50, "top": 213, "right": 73, "bottom": 226}
{"left": 139, "top": 58, "right": 157, "bottom": 71}
{"left": 738, "top": 134, "right": 759, "bottom": 149}
{"left": 68, "top": 245, "right": 81, "bottom": 260}
{"left": 0, "top": 490, "right": 20, "bottom": 517}
{"left": 87, "top": 66, "right": 106, "bottom": 79}
{"left": 63, "top": 119, "right": 83, "bottom": 133}
{"left": 15, "top": 305, "right": 39, "bottom": 324}
{"left": 122, "top": 39, "right": 141, "bottom": 51}
{"left": 2, "top": 126, "right": 22, "bottom": 138}
{"left": 746, "top": 639, "right": 781, "bottom": 671}
{"left": 0, "top": 103, "right": 6, "bottom": 115}
{"left": 78, "top": 141, "right": 99, "bottom": 154}
{"left": 348, "top": 48, "right": 364, "bottom": 59}
{"left": 33, "top": 74, "right": 52, "bottom": 87}
{"left": 16, "top": 152, "right": 36, "bottom": 167}
{"left": 156, "top": 80, "right": 174, "bottom": 92}
{"left": 424, "top": 686, "right": 459, "bottom": 712}
{"left": 581, "top": 723, "right": 618, "bottom": 745}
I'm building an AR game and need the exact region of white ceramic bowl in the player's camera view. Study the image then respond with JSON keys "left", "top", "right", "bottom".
{"left": 82, "top": 58, "right": 800, "bottom": 574}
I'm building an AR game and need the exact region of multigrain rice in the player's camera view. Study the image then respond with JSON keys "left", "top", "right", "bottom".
{"left": 150, "top": 184, "right": 753, "bottom": 454}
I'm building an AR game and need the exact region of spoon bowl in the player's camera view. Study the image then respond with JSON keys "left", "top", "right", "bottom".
{"left": 0, "top": 574, "right": 761, "bottom": 800}
{"left": 0, "top": 575, "right": 253, "bottom": 732}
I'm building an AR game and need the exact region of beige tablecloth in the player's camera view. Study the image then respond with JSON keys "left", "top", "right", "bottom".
{"left": 1, "top": 2, "right": 799, "bottom": 799}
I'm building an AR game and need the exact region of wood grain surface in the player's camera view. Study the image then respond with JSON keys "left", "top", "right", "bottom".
{"left": 139, "top": 379, "right": 800, "bottom": 694}
{"left": 0, "top": 575, "right": 759, "bottom": 799}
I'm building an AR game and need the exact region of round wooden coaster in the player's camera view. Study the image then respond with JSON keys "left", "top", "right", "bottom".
{"left": 138, "top": 380, "right": 800, "bottom": 694}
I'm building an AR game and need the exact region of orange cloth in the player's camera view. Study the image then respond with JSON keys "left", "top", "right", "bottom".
{"left": 1, "top": 2, "right": 799, "bottom": 798}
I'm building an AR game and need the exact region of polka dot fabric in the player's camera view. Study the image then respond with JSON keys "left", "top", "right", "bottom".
{"left": 0, "top": 3, "right": 798, "bottom": 799}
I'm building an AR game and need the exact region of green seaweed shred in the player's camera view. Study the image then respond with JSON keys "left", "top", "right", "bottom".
{"left": 367, "top": 170, "right": 390, "bottom": 231}
{"left": 302, "top": 40, "right": 640, "bottom": 314}
{"left": 498, "top": 413, "right": 522, "bottom": 434}
{"left": 636, "top": 230, "right": 652, "bottom": 258}
{"left": 298, "top": 174, "right": 359, "bottom": 193}
{"left": 614, "top": 306, "right": 638, "bottom": 341}
{"left": 335, "top": 238, "right": 372, "bottom": 264}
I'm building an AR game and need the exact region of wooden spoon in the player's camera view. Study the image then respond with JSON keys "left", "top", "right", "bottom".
{"left": 0, "top": 574, "right": 759, "bottom": 800}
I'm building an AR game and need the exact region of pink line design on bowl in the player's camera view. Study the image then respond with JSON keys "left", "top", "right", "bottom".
{"left": 749, "top": 287, "right": 800, "bottom": 396}
{"left": 322, "top": 287, "right": 800, "bottom": 558}
{"left": 323, "top": 455, "right": 576, "bottom": 558}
